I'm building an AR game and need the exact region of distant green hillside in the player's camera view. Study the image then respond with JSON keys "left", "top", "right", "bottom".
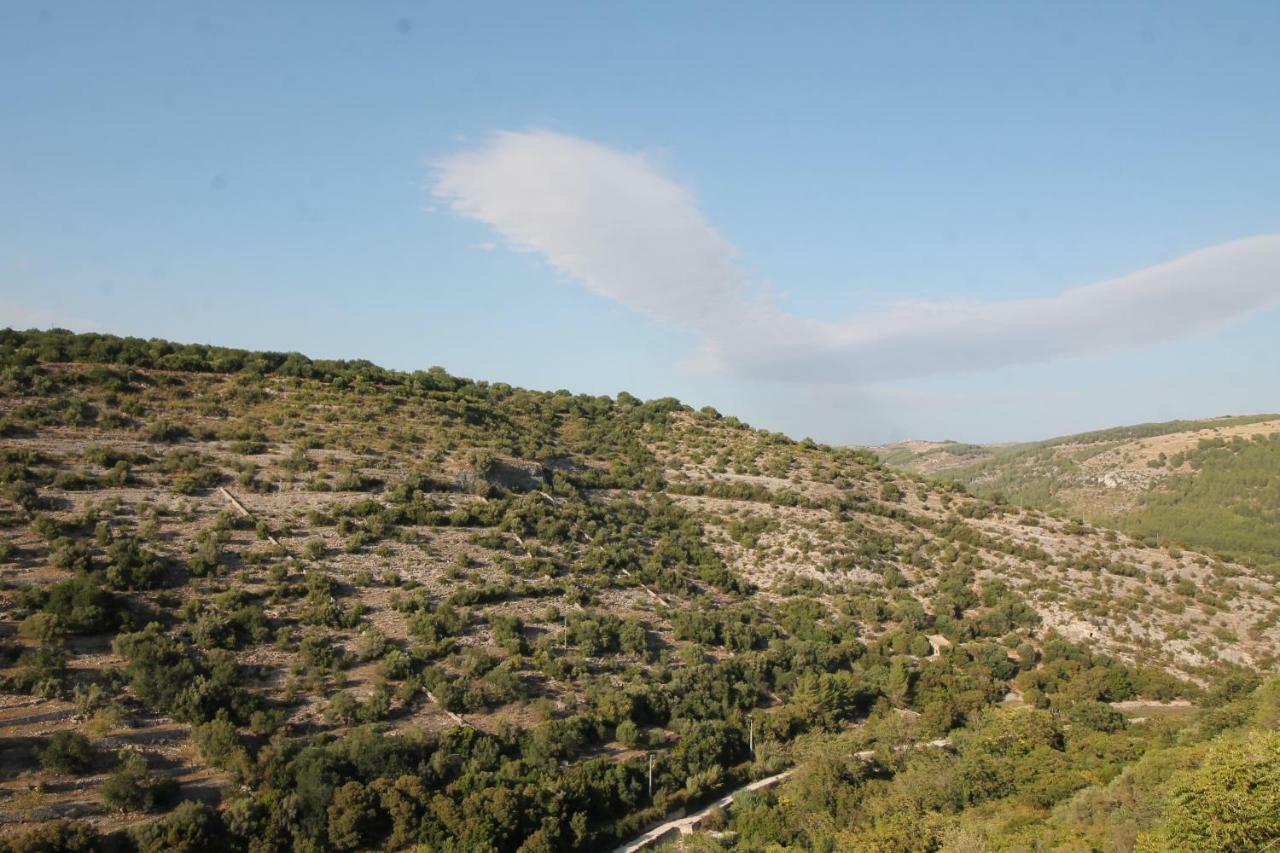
{"left": 1123, "top": 433, "right": 1280, "bottom": 568}
{"left": 880, "top": 415, "right": 1280, "bottom": 574}
{"left": 1027, "top": 414, "right": 1280, "bottom": 448}
{"left": 876, "top": 441, "right": 988, "bottom": 469}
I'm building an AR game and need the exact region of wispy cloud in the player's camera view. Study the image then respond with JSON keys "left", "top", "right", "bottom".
{"left": 434, "top": 130, "right": 1280, "bottom": 383}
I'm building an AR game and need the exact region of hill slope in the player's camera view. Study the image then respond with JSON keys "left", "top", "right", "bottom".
{"left": 0, "top": 330, "right": 1276, "bottom": 851}
{"left": 879, "top": 414, "right": 1280, "bottom": 573}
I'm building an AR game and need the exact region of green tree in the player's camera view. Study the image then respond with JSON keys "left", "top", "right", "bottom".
{"left": 1142, "top": 731, "right": 1280, "bottom": 851}
{"left": 327, "top": 780, "right": 380, "bottom": 851}
{"left": 379, "top": 775, "right": 427, "bottom": 849}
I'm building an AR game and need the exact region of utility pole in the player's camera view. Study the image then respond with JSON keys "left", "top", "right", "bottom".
{"left": 748, "top": 717, "right": 755, "bottom": 757}
{"left": 647, "top": 753, "right": 654, "bottom": 800}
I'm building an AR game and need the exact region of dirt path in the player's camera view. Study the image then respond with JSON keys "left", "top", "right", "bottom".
{"left": 611, "top": 737, "right": 953, "bottom": 852}
{"left": 610, "top": 768, "right": 794, "bottom": 853}
{"left": 1110, "top": 699, "right": 1197, "bottom": 722}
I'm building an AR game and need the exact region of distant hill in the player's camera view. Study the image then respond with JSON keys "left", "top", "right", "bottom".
{"left": 878, "top": 414, "right": 1280, "bottom": 573}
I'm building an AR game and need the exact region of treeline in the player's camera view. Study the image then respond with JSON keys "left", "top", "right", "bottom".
{"left": 0, "top": 329, "right": 707, "bottom": 480}
{"left": 0, "top": 328, "right": 459, "bottom": 389}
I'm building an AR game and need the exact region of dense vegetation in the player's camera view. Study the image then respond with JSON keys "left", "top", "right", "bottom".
{"left": 677, "top": 673, "right": 1280, "bottom": 851}
{"left": 1124, "top": 434, "right": 1280, "bottom": 567}
{"left": 0, "top": 329, "right": 1275, "bottom": 852}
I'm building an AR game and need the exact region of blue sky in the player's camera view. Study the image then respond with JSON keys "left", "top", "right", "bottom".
{"left": 2, "top": 2, "right": 1278, "bottom": 443}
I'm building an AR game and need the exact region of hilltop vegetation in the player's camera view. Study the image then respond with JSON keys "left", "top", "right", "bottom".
{"left": 0, "top": 329, "right": 1276, "bottom": 852}
{"left": 879, "top": 415, "right": 1280, "bottom": 574}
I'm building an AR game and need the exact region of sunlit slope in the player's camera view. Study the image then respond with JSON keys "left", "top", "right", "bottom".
{"left": 1, "top": 329, "right": 1276, "bottom": 849}
{"left": 880, "top": 414, "right": 1280, "bottom": 572}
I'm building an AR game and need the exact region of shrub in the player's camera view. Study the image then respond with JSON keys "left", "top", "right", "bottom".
{"left": 191, "top": 717, "right": 252, "bottom": 783}
{"left": 131, "top": 801, "right": 224, "bottom": 853}
{"left": 378, "top": 649, "right": 414, "bottom": 681}
{"left": 359, "top": 685, "right": 391, "bottom": 723}
{"left": 36, "top": 730, "right": 95, "bottom": 775}
{"left": 7, "top": 647, "right": 67, "bottom": 696}
{"left": 19, "top": 612, "right": 66, "bottom": 644}
{"left": 112, "top": 624, "right": 257, "bottom": 724}
{"left": 104, "top": 537, "right": 164, "bottom": 590}
{"left": 144, "top": 420, "right": 189, "bottom": 443}
{"left": 326, "top": 692, "right": 359, "bottom": 725}
{"left": 20, "top": 576, "right": 117, "bottom": 639}
{"left": 616, "top": 719, "right": 640, "bottom": 748}
{"left": 6, "top": 820, "right": 101, "bottom": 853}
{"left": 101, "top": 751, "right": 177, "bottom": 813}
{"left": 1064, "top": 700, "right": 1128, "bottom": 733}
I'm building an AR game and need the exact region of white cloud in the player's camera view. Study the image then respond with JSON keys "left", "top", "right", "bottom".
{"left": 434, "top": 130, "right": 1280, "bottom": 383}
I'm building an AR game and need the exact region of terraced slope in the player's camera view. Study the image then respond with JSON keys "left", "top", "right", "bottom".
{"left": 0, "top": 330, "right": 1275, "bottom": 851}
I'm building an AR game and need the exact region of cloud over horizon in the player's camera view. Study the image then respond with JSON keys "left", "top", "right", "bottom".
{"left": 434, "top": 130, "right": 1280, "bottom": 384}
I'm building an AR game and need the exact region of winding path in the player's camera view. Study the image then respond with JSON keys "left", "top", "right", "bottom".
{"left": 610, "top": 769, "right": 795, "bottom": 853}
{"left": 610, "top": 737, "right": 953, "bottom": 852}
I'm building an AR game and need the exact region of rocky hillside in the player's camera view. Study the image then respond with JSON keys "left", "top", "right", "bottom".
{"left": 879, "top": 415, "right": 1280, "bottom": 575}
{"left": 0, "top": 330, "right": 1276, "bottom": 851}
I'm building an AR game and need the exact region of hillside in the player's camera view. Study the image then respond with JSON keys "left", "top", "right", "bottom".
{"left": 879, "top": 415, "right": 1280, "bottom": 574}
{"left": 1, "top": 330, "right": 1277, "bottom": 852}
